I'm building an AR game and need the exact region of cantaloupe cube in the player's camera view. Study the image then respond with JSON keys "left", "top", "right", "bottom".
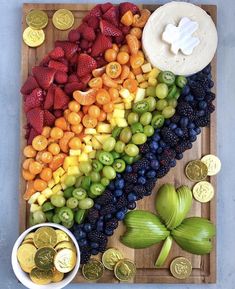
{"left": 97, "top": 123, "right": 112, "bottom": 133}
{"left": 136, "top": 74, "right": 145, "bottom": 83}
{"left": 141, "top": 63, "right": 152, "bottom": 73}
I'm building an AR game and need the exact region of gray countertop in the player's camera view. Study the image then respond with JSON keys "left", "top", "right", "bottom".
{"left": 0, "top": 0, "right": 235, "bottom": 288}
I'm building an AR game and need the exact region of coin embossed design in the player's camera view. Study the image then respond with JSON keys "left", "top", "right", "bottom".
{"left": 33, "top": 227, "right": 57, "bottom": 248}
{"left": 17, "top": 244, "right": 37, "bottom": 273}
{"left": 52, "top": 9, "right": 74, "bottom": 30}
{"left": 102, "top": 248, "right": 123, "bottom": 270}
{"left": 170, "top": 257, "right": 192, "bottom": 279}
{"left": 193, "top": 181, "right": 214, "bottom": 203}
{"left": 30, "top": 268, "right": 53, "bottom": 285}
{"left": 82, "top": 259, "right": 104, "bottom": 281}
{"left": 35, "top": 247, "right": 56, "bottom": 270}
{"left": 201, "top": 154, "right": 221, "bottom": 176}
{"left": 185, "top": 160, "right": 208, "bottom": 182}
{"left": 26, "top": 9, "right": 48, "bottom": 29}
{"left": 23, "top": 27, "right": 45, "bottom": 48}
{"left": 54, "top": 248, "right": 76, "bottom": 273}
{"left": 114, "top": 259, "right": 136, "bottom": 281}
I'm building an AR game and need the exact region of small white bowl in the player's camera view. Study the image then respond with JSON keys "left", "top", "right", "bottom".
{"left": 11, "top": 223, "right": 80, "bottom": 289}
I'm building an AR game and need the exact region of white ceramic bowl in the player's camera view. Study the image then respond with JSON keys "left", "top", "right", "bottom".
{"left": 11, "top": 223, "right": 80, "bottom": 289}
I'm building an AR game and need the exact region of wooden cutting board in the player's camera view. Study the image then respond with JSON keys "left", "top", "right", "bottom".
{"left": 19, "top": 3, "right": 217, "bottom": 284}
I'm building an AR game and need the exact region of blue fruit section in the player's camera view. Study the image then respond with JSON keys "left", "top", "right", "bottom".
{"left": 71, "top": 64, "right": 215, "bottom": 264}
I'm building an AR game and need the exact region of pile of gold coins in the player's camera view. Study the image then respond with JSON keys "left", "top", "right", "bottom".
{"left": 82, "top": 248, "right": 136, "bottom": 282}
{"left": 23, "top": 8, "right": 74, "bottom": 48}
{"left": 17, "top": 226, "right": 77, "bottom": 285}
{"left": 170, "top": 257, "right": 192, "bottom": 280}
{"left": 185, "top": 154, "right": 221, "bottom": 203}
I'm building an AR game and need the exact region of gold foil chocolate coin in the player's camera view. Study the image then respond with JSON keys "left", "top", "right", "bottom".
{"left": 24, "top": 232, "right": 35, "bottom": 240}
{"left": 52, "top": 9, "right": 74, "bottom": 30}
{"left": 102, "top": 248, "right": 123, "bottom": 270}
{"left": 35, "top": 247, "right": 56, "bottom": 270}
{"left": 185, "top": 160, "right": 208, "bottom": 182}
{"left": 82, "top": 259, "right": 104, "bottom": 281}
{"left": 17, "top": 244, "right": 37, "bottom": 273}
{"left": 170, "top": 257, "right": 192, "bottom": 279}
{"left": 201, "top": 154, "right": 221, "bottom": 176}
{"left": 33, "top": 226, "right": 57, "bottom": 248}
{"left": 55, "top": 241, "right": 76, "bottom": 252}
{"left": 30, "top": 268, "right": 53, "bottom": 285}
{"left": 23, "top": 27, "right": 45, "bottom": 48}
{"left": 54, "top": 248, "right": 76, "bottom": 273}
{"left": 52, "top": 268, "right": 64, "bottom": 282}
{"left": 193, "top": 181, "right": 214, "bottom": 203}
{"left": 114, "top": 259, "right": 136, "bottom": 281}
{"left": 56, "top": 230, "right": 70, "bottom": 244}
{"left": 26, "top": 9, "right": 48, "bottom": 29}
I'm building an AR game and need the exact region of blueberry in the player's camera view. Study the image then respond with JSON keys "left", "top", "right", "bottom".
{"left": 127, "top": 193, "right": 137, "bottom": 202}
{"left": 115, "top": 179, "right": 125, "bottom": 189}
{"left": 146, "top": 152, "right": 156, "bottom": 160}
{"left": 188, "top": 122, "right": 195, "bottom": 129}
{"left": 114, "top": 189, "right": 123, "bottom": 197}
{"left": 97, "top": 223, "right": 104, "bottom": 232}
{"left": 185, "top": 94, "right": 194, "bottom": 102}
{"left": 175, "top": 128, "right": 184, "bottom": 137}
{"left": 126, "top": 165, "right": 132, "bottom": 173}
{"left": 170, "top": 123, "right": 177, "bottom": 130}
{"left": 116, "top": 211, "right": 125, "bottom": 220}
{"left": 127, "top": 202, "right": 136, "bottom": 210}
{"left": 91, "top": 242, "right": 99, "bottom": 249}
{"left": 108, "top": 182, "right": 115, "bottom": 190}
{"left": 150, "top": 141, "right": 159, "bottom": 150}
{"left": 159, "top": 140, "right": 166, "bottom": 148}
{"left": 197, "top": 110, "right": 205, "bottom": 117}
{"left": 176, "top": 153, "right": 183, "bottom": 160}
{"left": 78, "top": 239, "right": 87, "bottom": 247}
{"left": 199, "top": 101, "right": 207, "bottom": 110}
{"left": 203, "top": 65, "right": 211, "bottom": 75}
{"left": 153, "top": 132, "right": 161, "bottom": 142}
{"left": 94, "top": 204, "right": 101, "bottom": 210}
{"left": 138, "top": 176, "right": 146, "bottom": 185}
{"left": 84, "top": 223, "right": 92, "bottom": 232}
{"left": 116, "top": 173, "right": 121, "bottom": 179}
{"left": 138, "top": 168, "right": 146, "bottom": 176}
{"left": 170, "top": 159, "right": 177, "bottom": 167}
{"left": 195, "top": 127, "right": 201, "bottom": 134}
{"left": 209, "top": 80, "right": 214, "bottom": 88}
{"left": 146, "top": 170, "right": 157, "bottom": 178}
{"left": 91, "top": 249, "right": 99, "bottom": 255}
{"left": 182, "top": 85, "right": 190, "bottom": 96}
{"left": 73, "top": 230, "right": 83, "bottom": 240}
{"left": 190, "top": 135, "right": 197, "bottom": 142}
{"left": 105, "top": 229, "right": 114, "bottom": 236}
{"left": 104, "top": 214, "right": 112, "bottom": 221}
{"left": 157, "top": 147, "right": 163, "bottom": 154}
{"left": 189, "top": 129, "right": 197, "bottom": 137}
{"left": 151, "top": 160, "right": 160, "bottom": 170}
{"left": 180, "top": 117, "right": 189, "bottom": 128}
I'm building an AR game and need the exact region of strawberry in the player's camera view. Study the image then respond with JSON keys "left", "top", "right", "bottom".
{"left": 48, "top": 60, "right": 68, "bottom": 73}
{"left": 64, "top": 82, "right": 85, "bottom": 95}
{"left": 44, "top": 84, "right": 55, "bottom": 110}
{"left": 95, "top": 57, "right": 107, "bottom": 67}
{"left": 21, "top": 76, "right": 39, "bottom": 95}
{"left": 54, "top": 87, "right": 70, "bottom": 110}
{"left": 80, "top": 39, "right": 89, "bottom": 50}
{"left": 54, "top": 110, "right": 63, "bottom": 118}
{"left": 26, "top": 107, "right": 44, "bottom": 133}
{"left": 44, "top": 110, "right": 56, "bottom": 126}
{"left": 27, "top": 128, "right": 38, "bottom": 145}
{"left": 80, "top": 73, "right": 92, "bottom": 84}
{"left": 24, "top": 88, "right": 43, "bottom": 112}
{"left": 55, "top": 71, "right": 68, "bottom": 84}
{"left": 102, "top": 6, "right": 119, "bottom": 27}
{"left": 32, "top": 66, "right": 56, "bottom": 90}
{"left": 121, "top": 25, "right": 131, "bottom": 35}
{"left": 119, "top": 2, "right": 139, "bottom": 17}
{"left": 100, "top": 2, "right": 113, "bottom": 13}
{"left": 77, "top": 54, "right": 97, "bottom": 77}
{"left": 70, "top": 53, "right": 79, "bottom": 66}
{"left": 86, "top": 16, "right": 99, "bottom": 29}
{"left": 68, "top": 29, "right": 81, "bottom": 42}
{"left": 114, "top": 35, "right": 125, "bottom": 44}
{"left": 81, "top": 26, "right": 96, "bottom": 42}
{"left": 49, "top": 47, "right": 65, "bottom": 60}
{"left": 91, "top": 33, "right": 112, "bottom": 57}
{"left": 83, "top": 5, "right": 102, "bottom": 22}
{"left": 100, "top": 20, "right": 122, "bottom": 37}
{"left": 55, "top": 41, "right": 78, "bottom": 59}
{"left": 39, "top": 55, "right": 50, "bottom": 67}
{"left": 68, "top": 74, "right": 79, "bottom": 83}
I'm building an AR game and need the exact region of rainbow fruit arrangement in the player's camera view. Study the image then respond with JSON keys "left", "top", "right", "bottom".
{"left": 21, "top": 2, "right": 217, "bottom": 264}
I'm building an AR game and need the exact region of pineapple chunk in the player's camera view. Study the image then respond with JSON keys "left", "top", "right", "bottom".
{"left": 69, "top": 149, "right": 81, "bottom": 156}
{"left": 136, "top": 74, "right": 145, "bottom": 83}
{"left": 141, "top": 63, "right": 152, "bottom": 73}
{"left": 37, "top": 194, "right": 47, "bottom": 206}
{"left": 106, "top": 113, "right": 113, "bottom": 121}
{"left": 63, "top": 156, "right": 78, "bottom": 170}
{"left": 115, "top": 118, "right": 128, "bottom": 127}
{"left": 48, "top": 179, "right": 55, "bottom": 189}
{"left": 52, "top": 184, "right": 62, "bottom": 194}
{"left": 124, "top": 102, "right": 132, "bottom": 109}
{"left": 113, "top": 109, "right": 125, "bottom": 118}
{"left": 60, "top": 173, "right": 67, "bottom": 183}
{"left": 97, "top": 122, "right": 112, "bottom": 133}
{"left": 139, "top": 81, "right": 149, "bottom": 89}
{"left": 92, "top": 137, "right": 102, "bottom": 150}
{"left": 109, "top": 119, "right": 117, "bottom": 128}
{"left": 89, "top": 151, "right": 96, "bottom": 159}
{"left": 67, "top": 166, "right": 81, "bottom": 176}
{"left": 78, "top": 153, "right": 89, "bottom": 162}
{"left": 134, "top": 87, "right": 146, "bottom": 103}
{"left": 84, "top": 128, "right": 97, "bottom": 135}
{"left": 30, "top": 204, "right": 42, "bottom": 213}
{"left": 148, "top": 67, "right": 161, "bottom": 79}
{"left": 61, "top": 183, "right": 67, "bottom": 190}
{"left": 56, "top": 191, "right": 63, "bottom": 196}
{"left": 28, "top": 192, "right": 41, "bottom": 205}
{"left": 84, "top": 145, "right": 93, "bottom": 153}
{"left": 41, "top": 188, "right": 53, "bottom": 198}
{"left": 148, "top": 77, "right": 157, "bottom": 86}
{"left": 53, "top": 167, "right": 65, "bottom": 184}
{"left": 114, "top": 103, "right": 125, "bottom": 109}
{"left": 95, "top": 134, "right": 111, "bottom": 144}
{"left": 83, "top": 135, "right": 92, "bottom": 144}
{"left": 119, "top": 88, "right": 131, "bottom": 98}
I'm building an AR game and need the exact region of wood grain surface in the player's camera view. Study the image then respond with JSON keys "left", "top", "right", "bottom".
{"left": 19, "top": 3, "right": 217, "bottom": 284}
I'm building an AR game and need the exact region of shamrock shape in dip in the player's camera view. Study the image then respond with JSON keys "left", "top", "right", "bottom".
{"left": 162, "top": 17, "right": 200, "bottom": 56}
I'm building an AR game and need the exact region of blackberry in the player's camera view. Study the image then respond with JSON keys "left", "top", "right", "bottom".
{"left": 145, "top": 179, "right": 156, "bottom": 193}
{"left": 159, "top": 148, "right": 176, "bottom": 166}
{"left": 87, "top": 208, "right": 99, "bottom": 225}
{"left": 116, "top": 195, "right": 128, "bottom": 210}
{"left": 132, "top": 158, "right": 150, "bottom": 172}
{"left": 87, "top": 230, "right": 107, "bottom": 243}
{"left": 124, "top": 184, "right": 134, "bottom": 194}
{"left": 156, "top": 165, "right": 170, "bottom": 178}
{"left": 196, "top": 74, "right": 212, "bottom": 89}
{"left": 171, "top": 114, "right": 181, "bottom": 123}
{"left": 181, "top": 128, "right": 189, "bottom": 140}
{"left": 161, "top": 127, "right": 179, "bottom": 147}
{"left": 177, "top": 102, "right": 195, "bottom": 120}
{"left": 139, "top": 142, "right": 150, "bottom": 154}
{"left": 96, "top": 190, "right": 114, "bottom": 206}
{"left": 133, "top": 185, "right": 146, "bottom": 199}
{"left": 175, "top": 140, "right": 192, "bottom": 154}
{"left": 195, "top": 115, "right": 210, "bottom": 127}
{"left": 207, "top": 103, "right": 215, "bottom": 113}
{"left": 98, "top": 239, "right": 108, "bottom": 253}
{"left": 189, "top": 82, "right": 206, "bottom": 99}
{"left": 123, "top": 172, "right": 138, "bottom": 184}
{"left": 100, "top": 204, "right": 117, "bottom": 216}
{"left": 105, "top": 218, "right": 119, "bottom": 230}
{"left": 205, "top": 92, "right": 215, "bottom": 102}
{"left": 80, "top": 246, "right": 91, "bottom": 264}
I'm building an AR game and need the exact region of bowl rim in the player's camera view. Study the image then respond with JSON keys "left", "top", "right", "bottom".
{"left": 11, "top": 223, "right": 80, "bottom": 289}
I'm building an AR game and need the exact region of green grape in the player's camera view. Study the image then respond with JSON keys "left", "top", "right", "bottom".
{"left": 156, "top": 83, "right": 168, "bottom": 99}
{"left": 64, "top": 175, "right": 76, "bottom": 187}
{"left": 66, "top": 197, "right": 79, "bottom": 209}
{"left": 144, "top": 125, "right": 154, "bottom": 137}
{"left": 75, "top": 176, "right": 84, "bottom": 188}
{"left": 131, "top": 122, "right": 144, "bottom": 134}
{"left": 81, "top": 176, "right": 91, "bottom": 191}
{"left": 162, "top": 106, "right": 176, "bottom": 118}
{"left": 146, "top": 86, "right": 156, "bottom": 97}
{"left": 120, "top": 127, "right": 132, "bottom": 143}
{"left": 167, "top": 98, "right": 178, "bottom": 108}
{"left": 115, "top": 141, "right": 125, "bottom": 153}
{"left": 123, "top": 155, "right": 134, "bottom": 164}
{"left": 78, "top": 161, "right": 92, "bottom": 174}
{"left": 90, "top": 171, "right": 101, "bottom": 183}
{"left": 146, "top": 97, "right": 156, "bottom": 112}
{"left": 102, "top": 166, "right": 116, "bottom": 180}
{"left": 124, "top": 144, "right": 139, "bottom": 157}
{"left": 32, "top": 211, "right": 46, "bottom": 224}
{"left": 156, "top": 99, "right": 168, "bottom": 111}
{"left": 132, "top": 133, "right": 147, "bottom": 145}
{"left": 101, "top": 177, "right": 110, "bottom": 186}
{"left": 63, "top": 187, "right": 74, "bottom": 199}
{"left": 140, "top": 112, "right": 152, "bottom": 125}
{"left": 111, "top": 151, "right": 120, "bottom": 159}
{"left": 78, "top": 198, "right": 94, "bottom": 210}
{"left": 103, "top": 137, "right": 116, "bottom": 152}
{"left": 127, "top": 112, "right": 139, "bottom": 124}
{"left": 52, "top": 214, "right": 61, "bottom": 224}
{"left": 50, "top": 195, "right": 66, "bottom": 208}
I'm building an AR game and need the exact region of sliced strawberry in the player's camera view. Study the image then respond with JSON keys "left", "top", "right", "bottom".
{"left": 54, "top": 87, "right": 70, "bottom": 110}
{"left": 26, "top": 107, "right": 44, "bottom": 134}
{"left": 55, "top": 41, "right": 78, "bottom": 59}
{"left": 82, "top": 26, "right": 96, "bottom": 42}
{"left": 68, "top": 29, "right": 81, "bottom": 42}
{"left": 48, "top": 60, "right": 68, "bottom": 73}
{"left": 44, "top": 110, "right": 56, "bottom": 126}
{"left": 91, "top": 33, "right": 112, "bottom": 57}
{"left": 86, "top": 16, "right": 99, "bottom": 29}
{"left": 77, "top": 54, "right": 97, "bottom": 78}
{"left": 21, "top": 76, "right": 39, "bottom": 95}
{"left": 55, "top": 71, "right": 68, "bottom": 84}
{"left": 100, "top": 2, "right": 113, "bottom": 13}
{"left": 68, "top": 74, "right": 79, "bottom": 83}
{"left": 80, "top": 73, "right": 92, "bottom": 84}
{"left": 24, "top": 88, "right": 43, "bottom": 112}
{"left": 103, "top": 6, "right": 119, "bottom": 27}
{"left": 49, "top": 47, "right": 65, "bottom": 60}
{"left": 119, "top": 2, "right": 139, "bottom": 17}
{"left": 39, "top": 55, "right": 51, "bottom": 67}
{"left": 32, "top": 66, "right": 56, "bottom": 90}
{"left": 64, "top": 82, "right": 85, "bottom": 95}
{"left": 27, "top": 128, "right": 38, "bottom": 145}
{"left": 44, "top": 84, "right": 55, "bottom": 110}
{"left": 100, "top": 19, "right": 122, "bottom": 37}
{"left": 70, "top": 53, "right": 78, "bottom": 66}
{"left": 80, "top": 39, "right": 89, "bottom": 50}
{"left": 54, "top": 110, "right": 63, "bottom": 118}
{"left": 83, "top": 5, "right": 102, "bottom": 22}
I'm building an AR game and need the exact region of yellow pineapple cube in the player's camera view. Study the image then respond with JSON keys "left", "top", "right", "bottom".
{"left": 114, "top": 103, "right": 125, "bottom": 109}
{"left": 84, "top": 145, "right": 93, "bottom": 153}
{"left": 52, "top": 184, "right": 62, "bottom": 194}
{"left": 115, "top": 118, "right": 128, "bottom": 127}
{"left": 67, "top": 166, "right": 81, "bottom": 176}
{"left": 97, "top": 122, "right": 112, "bottom": 133}
{"left": 89, "top": 151, "right": 96, "bottom": 159}
{"left": 48, "top": 179, "right": 55, "bottom": 189}
{"left": 95, "top": 134, "right": 111, "bottom": 144}
{"left": 30, "top": 204, "right": 42, "bottom": 213}
{"left": 148, "top": 77, "right": 157, "bottom": 86}
{"left": 124, "top": 102, "right": 132, "bottom": 109}
{"left": 78, "top": 153, "right": 89, "bottom": 162}
{"left": 69, "top": 149, "right": 81, "bottom": 156}
{"left": 84, "top": 128, "right": 97, "bottom": 135}
{"left": 83, "top": 135, "right": 92, "bottom": 144}
{"left": 141, "top": 63, "right": 152, "bottom": 73}
{"left": 113, "top": 109, "right": 125, "bottom": 118}
{"left": 63, "top": 156, "right": 78, "bottom": 170}
{"left": 61, "top": 183, "right": 67, "bottom": 190}
{"left": 37, "top": 194, "right": 47, "bottom": 206}
{"left": 55, "top": 191, "right": 63, "bottom": 196}
{"left": 134, "top": 87, "right": 146, "bottom": 103}
{"left": 139, "top": 81, "right": 148, "bottom": 89}
{"left": 92, "top": 137, "right": 102, "bottom": 150}
{"left": 28, "top": 192, "right": 41, "bottom": 205}
{"left": 136, "top": 74, "right": 145, "bottom": 83}
{"left": 109, "top": 119, "right": 117, "bottom": 128}
{"left": 119, "top": 88, "right": 131, "bottom": 98}
{"left": 60, "top": 173, "right": 67, "bottom": 184}
{"left": 41, "top": 188, "right": 53, "bottom": 199}
{"left": 148, "top": 67, "right": 161, "bottom": 79}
